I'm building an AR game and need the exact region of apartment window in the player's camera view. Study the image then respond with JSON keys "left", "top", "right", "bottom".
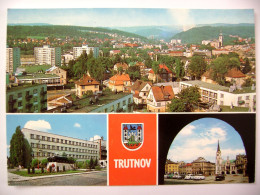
{"left": 238, "top": 96, "right": 242, "bottom": 101}
{"left": 95, "top": 85, "right": 98, "bottom": 88}
{"left": 37, "top": 135, "right": 40, "bottom": 140}
{"left": 52, "top": 145, "right": 55, "bottom": 150}
{"left": 79, "top": 143, "right": 81, "bottom": 146}
{"left": 42, "top": 144, "right": 45, "bottom": 149}
{"left": 52, "top": 138, "right": 55, "bottom": 142}
{"left": 69, "top": 141, "right": 71, "bottom": 145}
{"left": 33, "top": 89, "right": 37, "bottom": 94}
{"left": 220, "top": 94, "right": 224, "bottom": 98}
{"left": 34, "top": 97, "right": 38, "bottom": 102}
{"left": 42, "top": 136, "right": 45, "bottom": 141}
{"left": 57, "top": 146, "right": 59, "bottom": 150}
{"left": 61, "top": 147, "right": 63, "bottom": 151}
{"left": 65, "top": 147, "right": 67, "bottom": 151}
{"left": 30, "top": 134, "right": 34, "bottom": 139}
{"left": 47, "top": 145, "right": 50, "bottom": 149}
{"left": 246, "top": 96, "right": 250, "bottom": 100}
{"left": 47, "top": 137, "right": 50, "bottom": 141}
{"left": 157, "top": 103, "right": 161, "bottom": 107}
{"left": 76, "top": 142, "right": 78, "bottom": 146}
{"left": 82, "top": 86, "right": 85, "bottom": 89}
{"left": 61, "top": 139, "right": 63, "bottom": 143}
{"left": 31, "top": 143, "right": 34, "bottom": 148}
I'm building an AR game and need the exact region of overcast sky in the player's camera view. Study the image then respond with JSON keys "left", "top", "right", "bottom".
{"left": 167, "top": 117, "right": 246, "bottom": 163}
{"left": 7, "top": 9, "right": 254, "bottom": 28}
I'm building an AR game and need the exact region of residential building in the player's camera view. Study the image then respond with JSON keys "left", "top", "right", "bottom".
{"left": 225, "top": 68, "right": 246, "bottom": 86}
{"left": 108, "top": 73, "right": 131, "bottom": 92}
{"left": 192, "top": 157, "right": 215, "bottom": 176}
{"left": 62, "top": 53, "right": 74, "bottom": 65}
{"left": 180, "top": 80, "right": 256, "bottom": 110}
{"left": 130, "top": 80, "right": 152, "bottom": 105}
{"left": 165, "top": 160, "right": 181, "bottom": 174}
{"left": 212, "top": 49, "right": 230, "bottom": 56}
{"left": 168, "top": 51, "right": 184, "bottom": 57}
{"left": 15, "top": 73, "right": 63, "bottom": 87}
{"left": 236, "top": 154, "right": 248, "bottom": 176}
{"left": 21, "top": 128, "right": 100, "bottom": 162}
{"left": 179, "top": 163, "right": 193, "bottom": 175}
{"left": 6, "top": 84, "right": 47, "bottom": 113}
{"left": 147, "top": 85, "right": 174, "bottom": 112}
{"left": 34, "top": 45, "right": 61, "bottom": 66}
{"left": 6, "top": 47, "right": 20, "bottom": 74}
{"left": 73, "top": 44, "right": 99, "bottom": 59}
{"left": 113, "top": 62, "right": 129, "bottom": 72}
{"left": 46, "top": 66, "right": 67, "bottom": 85}
{"left": 148, "top": 64, "right": 173, "bottom": 82}
{"left": 135, "top": 62, "right": 147, "bottom": 77}
{"left": 75, "top": 74, "right": 100, "bottom": 98}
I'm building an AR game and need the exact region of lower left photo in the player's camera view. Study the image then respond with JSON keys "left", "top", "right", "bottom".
{"left": 6, "top": 114, "right": 107, "bottom": 186}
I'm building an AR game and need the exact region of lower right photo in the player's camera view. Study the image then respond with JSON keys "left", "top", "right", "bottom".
{"left": 158, "top": 113, "right": 256, "bottom": 185}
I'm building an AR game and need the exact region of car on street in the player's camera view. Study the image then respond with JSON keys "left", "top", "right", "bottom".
{"left": 215, "top": 174, "right": 225, "bottom": 181}
{"left": 184, "top": 174, "right": 195, "bottom": 180}
{"left": 193, "top": 174, "right": 205, "bottom": 180}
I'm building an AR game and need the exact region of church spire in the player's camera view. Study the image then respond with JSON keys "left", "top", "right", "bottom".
{"left": 217, "top": 140, "right": 221, "bottom": 152}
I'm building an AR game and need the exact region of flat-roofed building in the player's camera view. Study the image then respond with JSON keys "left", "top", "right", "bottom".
{"left": 22, "top": 128, "right": 100, "bottom": 161}
{"left": 73, "top": 45, "right": 99, "bottom": 59}
{"left": 6, "top": 84, "right": 47, "bottom": 113}
{"left": 180, "top": 80, "right": 256, "bottom": 110}
{"left": 34, "top": 45, "right": 61, "bottom": 66}
{"left": 6, "top": 47, "right": 20, "bottom": 74}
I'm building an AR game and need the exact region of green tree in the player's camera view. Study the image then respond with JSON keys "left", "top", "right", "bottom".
{"left": 167, "top": 86, "right": 201, "bottom": 112}
{"left": 9, "top": 126, "right": 32, "bottom": 168}
{"left": 188, "top": 56, "right": 207, "bottom": 79}
{"left": 242, "top": 58, "right": 252, "bottom": 74}
{"left": 41, "top": 159, "right": 48, "bottom": 167}
{"left": 174, "top": 58, "right": 185, "bottom": 81}
{"left": 127, "top": 66, "right": 141, "bottom": 81}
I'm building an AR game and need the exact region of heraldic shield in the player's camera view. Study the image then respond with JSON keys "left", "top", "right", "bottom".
{"left": 122, "top": 123, "right": 144, "bottom": 151}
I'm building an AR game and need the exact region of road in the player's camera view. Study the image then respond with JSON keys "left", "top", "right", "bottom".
{"left": 9, "top": 171, "right": 107, "bottom": 186}
{"left": 164, "top": 174, "right": 249, "bottom": 185}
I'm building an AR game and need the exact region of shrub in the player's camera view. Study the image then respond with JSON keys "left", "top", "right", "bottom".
{"left": 95, "top": 165, "right": 101, "bottom": 171}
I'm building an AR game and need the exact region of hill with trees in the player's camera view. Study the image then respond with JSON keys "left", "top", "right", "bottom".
{"left": 171, "top": 24, "right": 255, "bottom": 44}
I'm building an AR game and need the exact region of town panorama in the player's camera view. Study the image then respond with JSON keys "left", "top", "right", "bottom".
{"left": 6, "top": 12, "right": 256, "bottom": 113}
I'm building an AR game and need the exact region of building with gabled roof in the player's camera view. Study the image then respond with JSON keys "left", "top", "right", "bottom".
{"left": 148, "top": 64, "right": 173, "bottom": 82}
{"left": 147, "top": 85, "right": 174, "bottom": 112}
{"left": 130, "top": 80, "right": 152, "bottom": 105}
{"left": 113, "top": 62, "right": 129, "bottom": 73}
{"left": 46, "top": 66, "right": 67, "bottom": 85}
{"left": 75, "top": 74, "right": 100, "bottom": 98}
{"left": 225, "top": 68, "right": 246, "bottom": 86}
{"left": 108, "top": 73, "right": 131, "bottom": 92}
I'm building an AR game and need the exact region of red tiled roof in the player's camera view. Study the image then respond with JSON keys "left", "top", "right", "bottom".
{"left": 151, "top": 85, "right": 174, "bottom": 102}
{"left": 149, "top": 64, "right": 173, "bottom": 74}
{"left": 75, "top": 74, "right": 100, "bottom": 86}
{"left": 109, "top": 74, "right": 130, "bottom": 86}
{"left": 114, "top": 62, "right": 129, "bottom": 70}
{"left": 130, "top": 80, "right": 152, "bottom": 91}
{"left": 225, "top": 68, "right": 246, "bottom": 78}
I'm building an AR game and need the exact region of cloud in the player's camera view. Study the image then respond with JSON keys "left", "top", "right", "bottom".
{"left": 168, "top": 9, "right": 195, "bottom": 31}
{"left": 74, "top": 123, "right": 81, "bottom": 128}
{"left": 24, "top": 120, "right": 51, "bottom": 132}
{"left": 179, "top": 124, "right": 195, "bottom": 136}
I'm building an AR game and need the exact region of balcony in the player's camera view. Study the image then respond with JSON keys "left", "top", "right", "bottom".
{"left": 41, "top": 90, "right": 47, "bottom": 95}
{"left": 8, "top": 99, "right": 17, "bottom": 104}
{"left": 26, "top": 103, "right": 33, "bottom": 109}
{"left": 25, "top": 94, "right": 33, "bottom": 100}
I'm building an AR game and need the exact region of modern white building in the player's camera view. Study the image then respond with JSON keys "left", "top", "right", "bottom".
{"left": 179, "top": 80, "right": 256, "bottom": 111}
{"left": 22, "top": 128, "right": 100, "bottom": 161}
{"left": 34, "top": 45, "right": 61, "bottom": 66}
{"left": 73, "top": 45, "right": 99, "bottom": 59}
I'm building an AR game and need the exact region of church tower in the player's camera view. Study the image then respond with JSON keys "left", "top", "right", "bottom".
{"left": 218, "top": 31, "right": 223, "bottom": 48}
{"left": 215, "top": 140, "right": 223, "bottom": 174}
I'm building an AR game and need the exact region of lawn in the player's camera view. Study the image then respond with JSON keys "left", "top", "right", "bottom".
{"left": 22, "top": 65, "right": 52, "bottom": 73}
{"left": 220, "top": 106, "right": 249, "bottom": 112}
{"left": 11, "top": 169, "right": 86, "bottom": 177}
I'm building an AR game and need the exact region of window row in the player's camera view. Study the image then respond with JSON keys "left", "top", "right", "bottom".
{"left": 31, "top": 143, "right": 98, "bottom": 154}
{"left": 30, "top": 134, "right": 98, "bottom": 148}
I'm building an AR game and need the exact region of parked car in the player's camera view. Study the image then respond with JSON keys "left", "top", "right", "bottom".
{"left": 193, "top": 174, "right": 205, "bottom": 180}
{"left": 178, "top": 174, "right": 186, "bottom": 179}
{"left": 215, "top": 174, "right": 225, "bottom": 181}
{"left": 184, "top": 174, "right": 195, "bottom": 180}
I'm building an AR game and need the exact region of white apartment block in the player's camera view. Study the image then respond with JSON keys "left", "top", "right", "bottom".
{"left": 22, "top": 128, "right": 100, "bottom": 161}
{"left": 73, "top": 45, "right": 99, "bottom": 59}
{"left": 180, "top": 81, "right": 256, "bottom": 111}
{"left": 34, "top": 45, "right": 61, "bottom": 66}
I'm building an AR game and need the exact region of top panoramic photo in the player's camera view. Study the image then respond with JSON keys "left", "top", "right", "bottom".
{"left": 6, "top": 9, "right": 256, "bottom": 113}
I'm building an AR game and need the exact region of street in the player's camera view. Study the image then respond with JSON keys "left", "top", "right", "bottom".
{"left": 164, "top": 175, "right": 249, "bottom": 185}
{"left": 9, "top": 171, "right": 107, "bottom": 186}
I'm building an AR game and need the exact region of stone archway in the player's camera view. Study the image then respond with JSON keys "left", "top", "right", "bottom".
{"left": 158, "top": 114, "right": 255, "bottom": 184}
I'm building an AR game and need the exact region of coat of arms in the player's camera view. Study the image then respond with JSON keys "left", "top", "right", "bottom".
{"left": 122, "top": 123, "right": 144, "bottom": 151}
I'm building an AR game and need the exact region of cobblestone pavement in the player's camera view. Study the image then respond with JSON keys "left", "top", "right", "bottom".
{"left": 8, "top": 170, "right": 107, "bottom": 186}
{"left": 164, "top": 175, "right": 249, "bottom": 185}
